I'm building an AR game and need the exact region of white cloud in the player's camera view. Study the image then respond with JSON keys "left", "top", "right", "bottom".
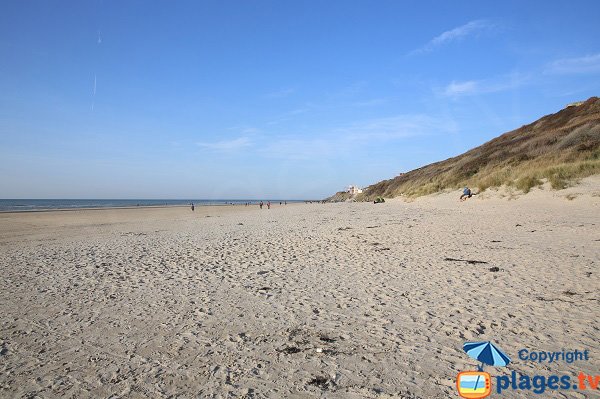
{"left": 411, "top": 19, "right": 493, "bottom": 54}
{"left": 545, "top": 54, "right": 600, "bottom": 74}
{"left": 442, "top": 80, "right": 479, "bottom": 97}
{"left": 197, "top": 137, "right": 251, "bottom": 151}
{"left": 431, "top": 20, "right": 490, "bottom": 45}
{"left": 439, "top": 72, "right": 529, "bottom": 98}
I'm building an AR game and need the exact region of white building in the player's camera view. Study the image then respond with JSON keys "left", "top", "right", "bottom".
{"left": 565, "top": 101, "right": 584, "bottom": 108}
{"left": 347, "top": 185, "right": 363, "bottom": 195}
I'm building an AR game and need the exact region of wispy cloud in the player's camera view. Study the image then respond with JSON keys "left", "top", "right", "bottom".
{"left": 336, "top": 114, "right": 445, "bottom": 141}
{"left": 438, "top": 72, "right": 529, "bottom": 98}
{"left": 259, "top": 138, "right": 336, "bottom": 160}
{"left": 442, "top": 80, "right": 480, "bottom": 97}
{"left": 545, "top": 54, "right": 600, "bottom": 75}
{"left": 259, "top": 114, "right": 455, "bottom": 160}
{"left": 411, "top": 19, "right": 493, "bottom": 55}
{"left": 226, "top": 126, "right": 260, "bottom": 135}
{"left": 431, "top": 20, "right": 490, "bottom": 46}
{"left": 92, "top": 30, "right": 101, "bottom": 110}
{"left": 265, "top": 107, "right": 310, "bottom": 126}
{"left": 197, "top": 137, "right": 251, "bottom": 151}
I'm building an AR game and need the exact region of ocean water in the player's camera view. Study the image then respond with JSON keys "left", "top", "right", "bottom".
{"left": 0, "top": 199, "right": 302, "bottom": 212}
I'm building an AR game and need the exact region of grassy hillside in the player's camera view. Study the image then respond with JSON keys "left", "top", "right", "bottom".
{"left": 326, "top": 191, "right": 354, "bottom": 202}
{"left": 355, "top": 97, "right": 600, "bottom": 200}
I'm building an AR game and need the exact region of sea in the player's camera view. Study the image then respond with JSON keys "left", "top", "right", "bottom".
{"left": 0, "top": 199, "right": 304, "bottom": 212}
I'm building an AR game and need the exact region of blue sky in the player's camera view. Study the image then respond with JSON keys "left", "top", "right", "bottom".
{"left": 1, "top": 1, "right": 599, "bottom": 199}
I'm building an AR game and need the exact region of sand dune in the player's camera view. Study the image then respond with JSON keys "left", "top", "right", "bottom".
{"left": 1, "top": 180, "right": 599, "bottom": 398}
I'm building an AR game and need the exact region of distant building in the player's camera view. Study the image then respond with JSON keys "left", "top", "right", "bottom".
{"left": 565, "top": 101, "right": 584, "bottom": 108}
{"left": 347, "top": 185, "right": 363, "bottom": 195}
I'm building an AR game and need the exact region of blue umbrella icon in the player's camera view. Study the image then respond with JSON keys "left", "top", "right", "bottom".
{"left": 463, "top": 341, "right": 511, "bottom": 370}
{"left": 463, "top": 341, "right": 511, "bottom": 393}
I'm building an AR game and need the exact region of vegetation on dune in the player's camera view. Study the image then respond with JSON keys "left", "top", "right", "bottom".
{"left": 354, "top": 97, "right": 600, "bottom": 200}
{"left": 326, "top": 191, "right": 354, "bottom": 202}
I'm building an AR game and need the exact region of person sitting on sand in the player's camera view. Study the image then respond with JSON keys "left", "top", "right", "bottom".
{"left": 460, "top": 187, "right": 473, "bottom": 201}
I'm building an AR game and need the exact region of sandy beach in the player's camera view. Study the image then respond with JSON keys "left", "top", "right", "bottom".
{"left": 1, "top": 180, "right": 599, "bottom": 398}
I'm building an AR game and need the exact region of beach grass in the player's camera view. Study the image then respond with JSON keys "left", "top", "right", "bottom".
{"left": 354, "top": 98, "right": 600, "bottom": 200}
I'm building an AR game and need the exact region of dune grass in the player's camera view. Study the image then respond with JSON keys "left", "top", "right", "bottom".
{"left": 473, "top": 156, "right": 600, "bottom": 193}
{"left": 356, "top": 99, "right": 600, "bottom": 200}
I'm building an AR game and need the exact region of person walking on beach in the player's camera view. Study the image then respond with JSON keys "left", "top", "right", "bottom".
{"left": 267, "top": 201, "right": 271, "bottom": 209}
{"left": 191, "top": 202, "right": 195, "bottom": 211}
{"left": 260, "top": 201, "right": 263, "bottom": 209}
{"left": 460, "top": 187, "right": 473, "bottom": 201}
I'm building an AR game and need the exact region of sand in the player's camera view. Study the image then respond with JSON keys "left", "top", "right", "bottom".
{"left": 0, "top": 179, "right": 599, "bottom": 398}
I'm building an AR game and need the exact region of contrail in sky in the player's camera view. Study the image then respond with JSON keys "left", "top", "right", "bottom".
{"left": 92, "top": 74, "right": 97, "bottom": 111}
{"left": 92, "top": 30, "right": 101, "bottom": 110}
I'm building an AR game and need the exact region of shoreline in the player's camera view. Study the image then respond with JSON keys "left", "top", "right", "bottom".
{"left": 0, "top": 202, "right": 305, "bottom": 215}
{"left": 0, "top": 204, "right": 189, "bottom": 214}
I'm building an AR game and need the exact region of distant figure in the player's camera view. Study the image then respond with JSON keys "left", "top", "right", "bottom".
{"left": 279, "top": 201, "right": 282, "bottom": 205}
{"left": 284, "top": 201, "right": 287, "bottom": 205}
{"left": 260, "top": 201, "right": 263, "bottom": 209}
{"left": 191, "top": 202, "right": 195, "bottom": 211}
{"left": 460, "top": 187, "right": 473, "bottom": 201}
{"left": 267, "top": 201, "right": 271, "bottom": 209}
